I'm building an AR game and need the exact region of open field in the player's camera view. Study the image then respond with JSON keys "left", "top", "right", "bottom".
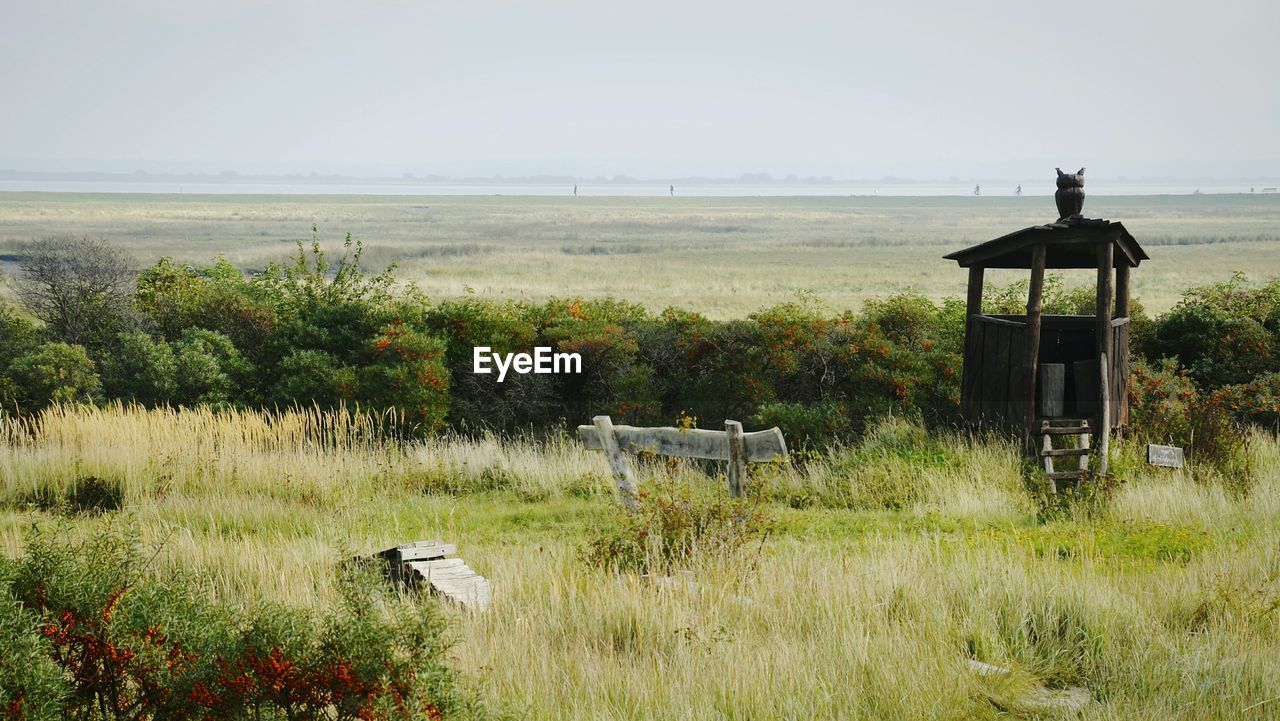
{"left": 3, "top": 192, "right": 1280, "bottom": 317}
{"left": 3, "top": 405, "right": 1280, "bottom": 719}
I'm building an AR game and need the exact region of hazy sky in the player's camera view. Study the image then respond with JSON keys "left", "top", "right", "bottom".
{"left": 2, "top": 0, "right": 1277, "bottom": 179}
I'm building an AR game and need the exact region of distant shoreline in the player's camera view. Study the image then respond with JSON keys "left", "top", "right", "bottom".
{"left": 2, "top": 180, "right": 1275, "bottom": 198}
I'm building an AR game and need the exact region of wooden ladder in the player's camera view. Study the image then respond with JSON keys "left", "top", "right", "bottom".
{"left": 1040, "top": 419, "right": 1091, "bottom": 493}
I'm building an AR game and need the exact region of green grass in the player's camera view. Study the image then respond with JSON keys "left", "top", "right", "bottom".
{"left": 3, "top": 405, "right": 1280, "bottom": 719}
{"left": 3, "top": 192, "right": 1280, "bottom": 317}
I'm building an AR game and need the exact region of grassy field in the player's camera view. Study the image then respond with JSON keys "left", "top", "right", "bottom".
{"left": 4, "top": 193, "right": 1280, "bottom": 717}
{"left": 3, "top": 405, "right": 1279, "bottom": 719}
{"left": 3, "top": 192, "right": 1280, "bottom": 317}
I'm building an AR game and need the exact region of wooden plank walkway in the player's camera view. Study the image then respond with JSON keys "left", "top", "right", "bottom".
{"left": 378, "top": 540, "right": 491, "bottom": 612}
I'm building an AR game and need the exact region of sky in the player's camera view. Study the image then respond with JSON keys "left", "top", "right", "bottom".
{"left": 1, "top": 0, "right": 1277, "bottom": 180}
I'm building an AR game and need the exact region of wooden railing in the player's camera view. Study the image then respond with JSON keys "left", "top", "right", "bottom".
{"left": 578, "top": 415, "right": 787, "bottom": 508}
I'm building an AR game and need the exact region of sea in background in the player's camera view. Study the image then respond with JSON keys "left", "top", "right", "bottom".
{"left": 1, "top": 179, "right": 1276, "bottom": 197}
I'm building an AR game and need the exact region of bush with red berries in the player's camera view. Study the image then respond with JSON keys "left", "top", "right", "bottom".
{"left": 0, "top": 522, "right": 503, "bottom": 721}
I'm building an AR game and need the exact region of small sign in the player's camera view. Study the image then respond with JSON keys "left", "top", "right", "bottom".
{"left": 1147, "top": 444, "right": 1184, "bottom": 468}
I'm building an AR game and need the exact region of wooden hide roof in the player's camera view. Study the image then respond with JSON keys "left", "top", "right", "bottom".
{"left": 944, "top": 218, "right": 1147, "bottom": 269}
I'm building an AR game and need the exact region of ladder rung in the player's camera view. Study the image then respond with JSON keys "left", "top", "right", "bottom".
{"left": 1041, "top": 448, "right": 1090, "bottom": 457}
{"left": 1047, "top": 471, "right": 1085, "bottom": 481}
{"left": 1043, "top": 426, "right": 1090, "bottom": 435}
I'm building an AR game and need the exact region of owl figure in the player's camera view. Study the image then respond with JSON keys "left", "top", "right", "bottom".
{"left": 1055, "top": 167, "right": 1086, "bottom": 221}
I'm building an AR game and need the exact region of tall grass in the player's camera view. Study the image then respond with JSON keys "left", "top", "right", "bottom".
{"left": 2, "top": 404, "right": 1278, "bottom": 718}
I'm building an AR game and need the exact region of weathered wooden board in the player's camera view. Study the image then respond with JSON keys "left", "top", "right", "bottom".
{"left": 377, "top": 541, "right": 491, "bottom": 612}
{"left": 577, "top": 423, "right": 787, "bottom": 462}
{"left": 1147, "top": 444, "right": 1184, "bottom": 468}
{"left": 388, "top": 543, "right": 455, "bottom": 563}
{"left": 1039, "top": 363, "right": 1065, "bottom": 417}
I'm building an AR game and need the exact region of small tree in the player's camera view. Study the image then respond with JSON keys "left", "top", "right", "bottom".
{"left": 16, "top": 235, "right": 137, "bottom": 349}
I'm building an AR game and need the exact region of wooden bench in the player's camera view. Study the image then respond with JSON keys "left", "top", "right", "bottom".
{"left": 577, "top": 415, "right": 787, "bottom": 509}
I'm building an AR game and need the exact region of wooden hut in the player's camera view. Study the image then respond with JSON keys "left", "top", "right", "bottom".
{"left": 944, "top": 218, "right": 1148, "bottom": 474}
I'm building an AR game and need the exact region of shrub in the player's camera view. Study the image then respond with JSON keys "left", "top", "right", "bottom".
{"left": 358, "top": 320, "right": 451, "bottom": 434}
{"left": 171, "top": 329, "right": 251, "bottom": 407}
{"left": 100, "top": 332, "right": 178, "bottom": 406}
{"left": 583, "top": 481, "right": 774, "bottom": 574}
{"left": 538, "top": 298, "right": 659, "bottom": 425}
{"left": 0, "top": 305, "right": 42, "bottom": 413}
{"left": 136, "top": 257, "right": 277, "bottom": 353}
{"left": 5, "top": 343, "right": 102, "bottom": 413}
{"left": 253, "top": 228, "right": 396, "bottom": 316}
{"left": 1127, "top": 358, "right": 1254, "bottom": 493}
{"left": 17, "top": 476, "right": 125, "bottom": 516}
{"left": 424, "top": 299, "right": 552, "bottom": 431}
{"left": 269, "top": 349, "right": 358, "bottom": 408}
{"left": 639, "top": 313, "right": 774, "bottom": 426}
{"left": 0, "top": 522, "right": 496, "bottom": 721}
{"left": 0, "top": 304, "right": 40, "bottom": 368}
{"left": 0, "top": 589, "right": 67, "bottom": 721}
{"left": 1211, "top": 372, "right": 1280, "bottom": 428}
{"left": 752, "top": 401, "right": 849, "bottom": 452}
{"left": 1144, "top": 303, "right": 1276, "bottom": 389}
{"left": 134, "top": 258, "right": 208, "bottom": 341}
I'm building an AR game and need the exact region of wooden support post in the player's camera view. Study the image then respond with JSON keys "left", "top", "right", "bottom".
{"left": 593, "top": 415, "right": 639, "bottom": 511}
{"left": 1096, "top": 243, "right": 1114, "bottom": 443}
{"left": 1098, "top": 356, "right": 1110, "bottom": 476}
{"left": 961, "top": 266, "right": 985, "bottom": 422}
{"left": 1078, "top": 421, "right": 1091, "bottom": 474}
{"left": 1115, "top": 262, "right": 1130, "bottom": 319}
{"left": 1041, "top": 422, "right": 1055, "bottom": 493}
{"left": 724, "top": 420, "right": 747, "bottom": 499}
{"left": 966, "top": 266, "right": 984, "bottom": 317}
{"left": 1022, "top": 245, "right": 1047, "bottom": 453}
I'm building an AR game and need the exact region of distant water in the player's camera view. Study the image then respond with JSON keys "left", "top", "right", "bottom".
{"left": 0, "top": 179, "right": 1273, "bottom": 197}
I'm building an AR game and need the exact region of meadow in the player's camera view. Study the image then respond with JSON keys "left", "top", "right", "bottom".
{"left": 3, "top": 192, "right": 1280, "bottom": 317}
{"left": 3, "top": 405, "right": 1279, "bottom": 720}
{"left": 3, "top": 192, "right": 1280, "bottom": 719}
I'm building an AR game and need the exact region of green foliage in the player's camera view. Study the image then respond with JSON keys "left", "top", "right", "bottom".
{"left": 1211, "top": 372, "right": 1280, "bottom": 428}
{"left": 1127, "top": 357, "right": 1255, "bottom": 493}
{"left": 1143, "top": 273, "right": 1280, "bottom": 390}
{"left": 0, "top": 305, "right": 43, "bottom": 413}
{"left": 0, "top": 304, "right": 40, "bottom": 368}
{"left": 5, "top": 343, "right": 102, "bottom": 412}
{"left": 254, "top": 227, "right": 396, "bottom": 316}
{"left": 100, "top": 332, "right": 178, "bottom": 407}
{"left": 583, "top": 481, "right": 774, "bottom": 574}
{"left": 752, "top": 401, "right": 849, "bottom": 452}
{"left": 171, "top": 330, "right": 251, "bottom": 407}
{"left": 815, "top": 416, "right": 957, "bottom": 510}
{"left": 0, "top": 522, "right": 498, "bottom": 721}
{"left": 1145, "top": 302, "right": 1276, "bottom": 388}
{"left": 268, "top": 349, "right": 358, "bottom": 408}
{"left": 359, "top": 321, "right": 451, "bottom": 433}
{"left": 14, "top": 235, "right": 1280, "bottom": 451}
{"left": 0, "top": 589, "right": 67, "bottom": 721}
{"left": 423, "top": 299, "right": 551, "bottom": 431}
{"left": 136, "top": 257, "right": 278, "bottom": 353}
{"left": 538, "top": 298, "right": 659, "bottom": 426}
